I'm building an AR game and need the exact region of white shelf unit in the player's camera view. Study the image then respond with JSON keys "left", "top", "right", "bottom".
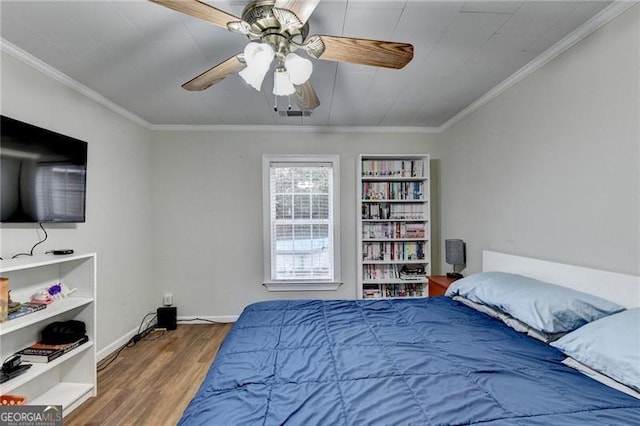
{"left": 0, "top": 253, "right": 96, "bottom": 416}
{"left": 357, "top": 155, "right": 431, "bottom": 299}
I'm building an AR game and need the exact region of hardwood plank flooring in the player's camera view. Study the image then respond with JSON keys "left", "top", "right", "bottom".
{"left": 65, "top": 323, "right": 233, "bottom": 426}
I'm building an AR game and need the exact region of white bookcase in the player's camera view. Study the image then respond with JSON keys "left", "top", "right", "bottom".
{"left": 0, "top": 253, "right": 96, "bottom": 416}
{"left": 357, "top": 155, "right": 431, "bottom": 299}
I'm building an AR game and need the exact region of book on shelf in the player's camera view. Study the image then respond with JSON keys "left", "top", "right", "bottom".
{"left": 384, "top": 283, "right": 424, "bottom": 297}
{"left": 399, "top": 264, "right": 427, "bottom": 280}
{"left": 15, "top": 335, "right": 89, "bottom": 363}
{"left": 363, "top": 283, "right": 425, "bottom": 298}
{"left": 362, "top": 182, "right": 424, "bottom": 201}
{"left": 362, "top": 160, "right": 424, "bottom": 178}
{"left": 362, "top": 242, "right": 426, "bottom": 262}
{"left": 363, "top": 222, "right": 426, "bottom": 239}
{"left": 361, "top": 203, "right": 425, "bottom": 221}
{"left": 7, "top": 302, "right": 47, "bottom": 320}
{"left": 363, "top": 283, "right": 383, "bottom": 299}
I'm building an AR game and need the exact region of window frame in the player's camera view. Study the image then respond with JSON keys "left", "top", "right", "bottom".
{"left": 262, "top": 154, "right": 342, "bottom": 291}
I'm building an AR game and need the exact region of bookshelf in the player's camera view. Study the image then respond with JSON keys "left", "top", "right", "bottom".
{"left": 357, "top": 155, "right": 431, "bottom": 299}
{"left": 0, "top": 253, "right": 96, "bottom": 416}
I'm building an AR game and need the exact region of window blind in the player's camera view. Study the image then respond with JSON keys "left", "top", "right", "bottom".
{"left": 269, "top": 163, "right": 334, "bottom": 281}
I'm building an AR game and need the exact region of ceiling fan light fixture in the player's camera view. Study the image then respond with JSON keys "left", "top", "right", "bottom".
{"left": 239, "top": 42, "right": 275, "bottom": 91}
{"left": 273, "top": 69, "right": 296, "bottom": 96}
{"left": 152, "top": 0, "right": 412, "bottom": 112}
{"left": 284, "top": 53, "right": 313, "bottom": 85}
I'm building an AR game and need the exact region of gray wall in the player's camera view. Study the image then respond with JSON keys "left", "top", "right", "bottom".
{"left": 438, "top": 6, "right": 640, "bottom": 276}
{"left": 150, "top": 130, "right": 441, "bottom": 317}
{"left": 0, "top": 52, "right": 156, "bottom": 352}
{"left": 1, "top": 4, "right": 637, "bottom": 343}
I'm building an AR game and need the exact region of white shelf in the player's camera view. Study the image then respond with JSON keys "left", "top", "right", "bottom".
{"left": 362, "top": 260, "right": 428, "bottom": 265}
{"left": 0, "top": 253, "right": 96, "bottom": 417}
{"left": 30, "top": 382, "right": 94, "bottom": 411}
{"left": 0, "top": 298, "right": 93, "bottom": 336}
{"left": 0, "top": 341, "right": 93, "bottom": 394}
{"left": 0, "top": 253, "right": 95, "bottom": 273}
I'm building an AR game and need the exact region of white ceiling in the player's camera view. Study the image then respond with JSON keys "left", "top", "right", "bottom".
{"left": 0, "top": 0, "right": 612, "bottom": 128}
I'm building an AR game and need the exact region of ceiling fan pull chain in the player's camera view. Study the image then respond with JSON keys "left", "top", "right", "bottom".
{"left": 274, "top": 94, "right": 278, "bottom": 112}
{"left": 288, "top": 96, "right": 292, "bottom": 111}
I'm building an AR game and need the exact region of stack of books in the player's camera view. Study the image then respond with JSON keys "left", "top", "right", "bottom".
{"left": 8, "top": 303, "right": 47, "bottom": 320}
{"left": 399, "top": 264, "right": 426, "bottom": 280}
{"left": 15, "top": 335, "right": 88, "bottom": 363}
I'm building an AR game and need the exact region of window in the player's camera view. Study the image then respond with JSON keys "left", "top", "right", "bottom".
{"left": 263, "top": 155, "right": 341, "bottom": 291}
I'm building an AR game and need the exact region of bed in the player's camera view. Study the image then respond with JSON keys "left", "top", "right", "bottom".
{"left": 179, "top": 251, "right": 640, "bottom": 425}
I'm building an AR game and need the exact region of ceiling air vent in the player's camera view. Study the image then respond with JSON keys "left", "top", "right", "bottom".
{"left": 278, "top": 110, "right": 312, "bottom": 117}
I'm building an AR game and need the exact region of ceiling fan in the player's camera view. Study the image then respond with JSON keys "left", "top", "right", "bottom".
{"left": 150, "top": 0, "right": 414, "bottom": 111}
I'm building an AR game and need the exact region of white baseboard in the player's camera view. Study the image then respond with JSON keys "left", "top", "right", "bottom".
{"left": 96, "top": 326, "right": 139, "bottom": 362}
{"left": 177, "top": 315, "right": 238, "bottom": 324}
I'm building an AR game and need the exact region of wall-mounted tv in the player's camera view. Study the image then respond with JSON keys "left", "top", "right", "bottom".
{"left": 1, "top": 115, "right": 88, "bottom": 223}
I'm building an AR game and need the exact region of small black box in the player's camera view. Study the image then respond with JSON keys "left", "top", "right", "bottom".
{"left": 157, "top": 306, "right": 177, "bottom": 330}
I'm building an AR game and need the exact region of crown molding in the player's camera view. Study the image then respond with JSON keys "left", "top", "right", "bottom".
{"left": 436, "top": 1, "right": 637, "bottom": 133}
{"left": 0, "top": 38, "right": 437, "bottom": 134}
{"left": 2, "top": 1, "right": 633, "bottom": 135}
{"left": 149, "top": 124, "right": 440, "bottom": 134}
{"left": 0, "top": 38, "right": 153, "bottom": 129}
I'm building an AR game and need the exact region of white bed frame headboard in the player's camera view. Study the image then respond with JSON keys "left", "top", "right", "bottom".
{"left": 482, "top": 251, "right": 640, "bottom": 309}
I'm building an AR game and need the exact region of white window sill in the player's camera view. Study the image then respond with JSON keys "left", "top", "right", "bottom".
{"left": 263, "top": 281, "right": 343, "bottom": 292}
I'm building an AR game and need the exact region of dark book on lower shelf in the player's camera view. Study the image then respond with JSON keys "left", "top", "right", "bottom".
{"left": 15, "top": 335, "right": 89, "bottom": 363}
{"left": 7, "top": 302, "right": 47, "bottom": 320}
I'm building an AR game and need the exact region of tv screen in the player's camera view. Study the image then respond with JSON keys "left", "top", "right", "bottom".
{"left": 1, "top": 115, "right": 87, "bottom": 223}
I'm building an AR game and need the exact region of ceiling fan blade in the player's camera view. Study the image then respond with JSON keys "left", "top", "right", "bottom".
{"left": 294, "top": 80, "right": 320, "bottom": 110}
{"left": 150, "top": 0, "right": 244, "bottom": 30}
{"left": 274, "top": 0, "right": 320, "bottom": 26}
{"left": 182, "top": 55, "right": 245, "bottom": 91}
{"left": 305, "top": 35, "right": 413, "bottom": 69}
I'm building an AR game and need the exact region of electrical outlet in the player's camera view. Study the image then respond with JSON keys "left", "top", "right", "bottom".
{"left": 163, "top": 294, "right": 173, "bottom": 306}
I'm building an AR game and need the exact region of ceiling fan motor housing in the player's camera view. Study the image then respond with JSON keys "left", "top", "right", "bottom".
{"left": 242, "top": 0, "right": 309, "bottom": 59}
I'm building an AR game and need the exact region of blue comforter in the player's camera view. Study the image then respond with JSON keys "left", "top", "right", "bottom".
{"left": 179, "top": 297, "right": 640, "bottom": 425}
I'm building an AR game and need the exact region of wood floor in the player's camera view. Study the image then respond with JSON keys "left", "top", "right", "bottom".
{"left": 65, "top": 323, "right": 233, "bottom": 426}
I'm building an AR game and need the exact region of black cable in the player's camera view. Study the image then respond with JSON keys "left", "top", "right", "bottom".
{"left": 96, "top": 343, "right": 128, "bottom": 372}
{"left": 134, "top": 313, "right": 157, "bottom": 338}
{"left": 99, "top": 314, "right": 222, "bottom": 372}
{"left": 97, "top": 331, "right": 146, "bottom": 372}
{"left": 178, "top": 317, "right": 226, "bottom": 324}
{"left": 11, "top": 223, "right": 48, "bottom": 258}
{"left": 97, "top": 312, "right": 158, "bottom": 372}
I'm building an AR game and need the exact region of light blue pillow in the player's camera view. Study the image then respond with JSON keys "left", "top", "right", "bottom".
{"left": 445, "top": 272, "right": 624, "bottom": 334}
{"left": 551, "top": 309, "right": 640, "bottom": 392}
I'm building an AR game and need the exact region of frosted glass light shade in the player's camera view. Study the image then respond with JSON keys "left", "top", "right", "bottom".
{"left": 239, "top": 42, "right": 275, "bottom": 91}
{"left": 242, "top": 42, "right": 262, "bottom": 65}
{"left": 284, "top": 53, "right": 313, "bottom": 85}
{"left": 239, "top": 67, "right": 265, "bottom": 91}
{"left": 273, "top": 69, "right": 296, "bottom": 96}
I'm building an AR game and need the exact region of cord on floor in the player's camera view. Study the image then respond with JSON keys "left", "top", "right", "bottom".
{"left": 97, "top": 312, "right": 160, "bottom": 372}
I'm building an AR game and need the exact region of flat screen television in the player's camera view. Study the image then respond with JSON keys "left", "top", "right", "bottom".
{"left": 1, "top": 115, "right": 88, "bottom": 223}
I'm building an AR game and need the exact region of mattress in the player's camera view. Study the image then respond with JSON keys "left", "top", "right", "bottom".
{"left": 179, "top": 297, "right": 640, "bottom": 425}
